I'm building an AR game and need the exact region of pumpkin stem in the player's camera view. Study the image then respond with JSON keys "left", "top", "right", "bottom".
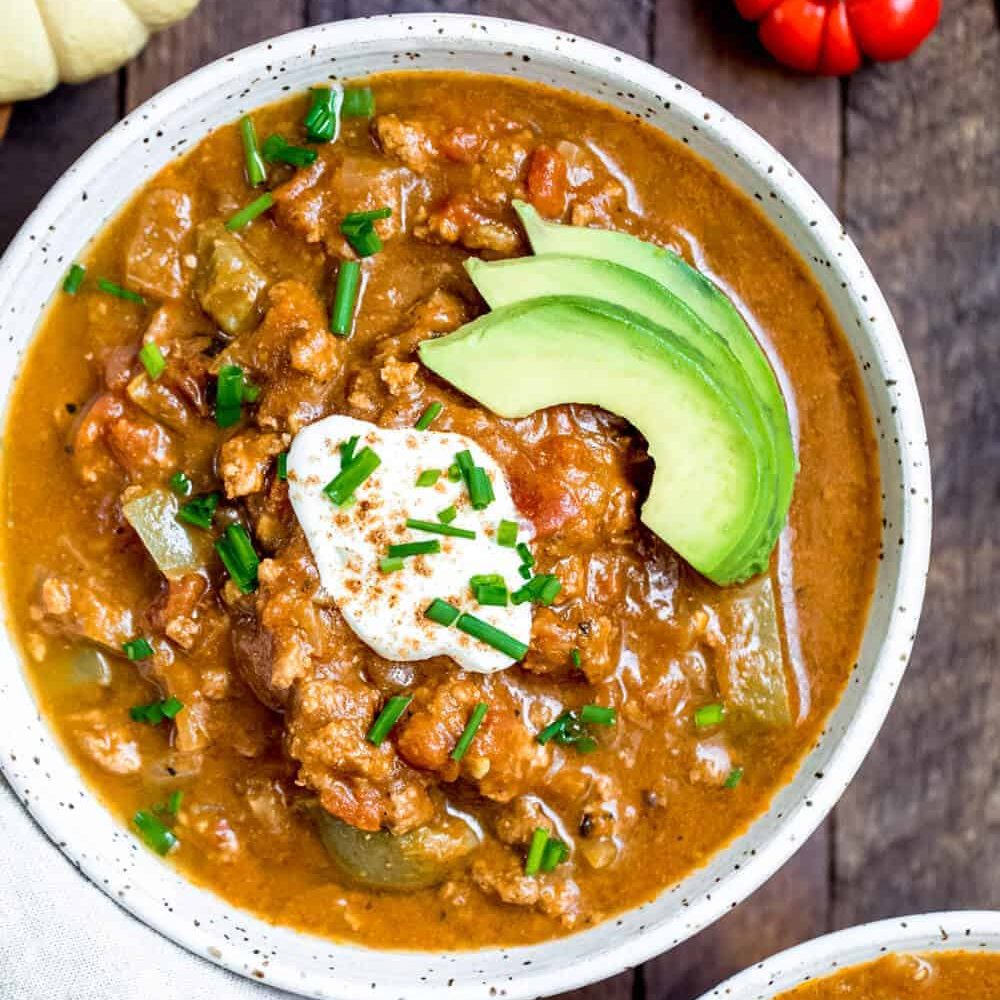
{"left": 0, "top": 105, "right": 11, "bottom": 142}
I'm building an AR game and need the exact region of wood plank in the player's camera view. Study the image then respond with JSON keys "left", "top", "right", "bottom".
{"left": 125, "top": 3, "right": 307, "bottom": 111}
{"left": 642, "top": 5, "right": 841, "bottom": 996}
{"left": 653, "top": 0, "right": 841, "bottom": 207}
{"left": 309, "top": 0, "right": 479, "bottom": 20}
{"left": 833, "top": 0, "right": 1000, "bottom": 926}
{"left": 0, "top": 78, "right": 119, "bottom": 250}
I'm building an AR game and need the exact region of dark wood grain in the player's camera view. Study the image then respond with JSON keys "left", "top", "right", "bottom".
{"left": 832, "top": 0, "right": 1000, "bottom": 927}
{"left": 126, "top": 2, "right": 307, "bottom": 110}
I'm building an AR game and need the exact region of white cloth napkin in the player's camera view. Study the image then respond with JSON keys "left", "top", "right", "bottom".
{"left": 0, "top": 777, "right": 296, "bottom": 1000}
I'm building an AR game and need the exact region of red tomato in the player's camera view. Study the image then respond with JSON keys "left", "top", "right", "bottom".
{"left": 734, "top": 0, "right": 940, "bottom": 75}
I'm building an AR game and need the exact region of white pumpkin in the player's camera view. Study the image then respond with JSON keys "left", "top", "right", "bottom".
{"left": 0, "top": 0, "right": 201, "bottom": 102}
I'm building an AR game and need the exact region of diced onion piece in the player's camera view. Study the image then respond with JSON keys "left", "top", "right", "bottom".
{"left": 122, "top": 487, "right": 210, "bottom": 579}
{"left": 69, "top": 647, "right": 112, "bottom": 687}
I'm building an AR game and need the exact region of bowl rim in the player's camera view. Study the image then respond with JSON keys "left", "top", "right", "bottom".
{"left": 696, "top": 911, "right": 1000, "bottom": 999}
{"left": 0, "top": 12, "right": 933, "bottom": 999}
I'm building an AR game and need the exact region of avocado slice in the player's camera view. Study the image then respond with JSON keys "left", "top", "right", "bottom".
{"left": 419, "top": 296, "right": 765, "bottom": 582}
{"left": 512, "top": 201, "right": 796, "bottom": 579}
{"left": 466, "top": 254, "right": 780, "bottom": 580}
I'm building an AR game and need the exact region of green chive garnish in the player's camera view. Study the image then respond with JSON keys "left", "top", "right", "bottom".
{"left": 450, "top": 702, "right": 488, "bottom": 762}
{"left": 724, "top": 767, "right": 744, "bottom": 789}
{"left": 122, "top": 638, "right": 153, "bottom": 661}
{"left": 330, "top": 259, "right": 361, "bottom": 336}
{"left": 580, "top": 704, "right": 616, "bottom": 726}
{"left": 340, "top": 208, "right": 390, "bottom": 258}
{"left": 379, "top": 556, "right": 405, "bottom": 573}
{"left": 455, "top": 612, "right": 528, "bottom": 661}
{"left": 512, "top": 574, "right": 561, "bottom": 606}
{"left": 425, "top": 598, "right": 461, "bottom": 627}
{"left": 389, "top": 540, "right": 441, "bottom": 559}
{"left": 536, "top": 713, "right": 569, "bottom": 745}
{"left": 474, "top": 584, "right": 509, "bottom": 607}
{"left": 695, "top": 703, "right": 725, "bottom": 729}
{"left": 304, "top": 86, "right": 342, "bottom": 143}
{"left": 215, "top": 523, "right": 259, "bottom": 593}
{"left": 447, "top": 464, "right": 462, "bottom": 482}
{"left": 438, "top": 505, "right": 457, "bottom": 524}
{"left": 239, "top": 115, "right": 267, "bottom": 186}
{"left": 367, "top": 694, "right": 412, "bottom": 745}
{"left": 97, "top": 279, "right": 146, "bottom": 305}
{"left": 225, "top": 192, "right": 274, "bottom": 231}
{"left": 276, "top": 452, "right": 288, "bottom": 481}
{"left": 415, "top": 469, "right": 441, "bottom": 488}
{"left": 262, "top": 133, "right": 318, "bottom": 168}
{"left": 470, "top": 574, "right": 505, "bottom": 589}
{"left": 169, "top": 471, "right": 192, "bottom": 497}
{"left": 570, "top": 648, "right": 582, "bottom": 669}
{"left": 133, "top": 810, "right": 178, "bottom": 855}
{"left": 342, "top": 86, "right": 375, "bottom": 117}
{"left": 166, "top": 789, "right": 184, "bottom": 815}
{"left": 405, "top": 518, "right": 476, "bottom": 540}
{"left": 518, "top": 564, "right": 533, "bottom": 580}
{"left": 63, "top": 263, "right": 85, "bottom": 294}
{"left": 466, "top": 467, "right": 495, "bottom": 510}
{"left": 177, "top": 493, "right": 219, "bottom": 531}
{"left": 340, "top": 435, "right": 359, "bottom": 467}
{"left": 138, "top": 341, "right": 166, "bottom": 380}
{"left": 524, "top": 828, "right": 549, "bottom": 876}
{"left": 324, "top": 446, "right": 380, "bottom": 505}
{"left": 130, "top": 696, "right": 184, "bottom": 725}
{"left": 215, "top": 365, "right": 245, "bottom": 427}
{"left": 516, "top": 543, "right": 535, "bottom": 568}
{"left": 415, "top": 401, "right": 443, "bottom": 430}
{"left": 342, "top": 207, "right": 393, "bottom": 226}
{"left": 540, "top": 838, "right": 568, "bottom": 873}
{"left": 496, "top": 520, "right": 518, "bottom": 547}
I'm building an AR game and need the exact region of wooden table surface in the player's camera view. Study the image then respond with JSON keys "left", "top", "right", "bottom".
{"left": 2, "top": 2, "right": 997, "bottom": 998}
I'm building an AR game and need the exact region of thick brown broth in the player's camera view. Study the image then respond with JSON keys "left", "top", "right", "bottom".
{"left": 1, "top": 71, "right": 880, "bottom": 948}
{"left": 776, "top": 951, "right": 1000, "bottom": 999}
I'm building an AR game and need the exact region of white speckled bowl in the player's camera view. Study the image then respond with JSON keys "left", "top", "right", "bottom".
{"left": 0, "top": 13, "right": 931, "bottom": 1000}
{"left": 697, "top": 912, "right": 1000, "bottom": 999}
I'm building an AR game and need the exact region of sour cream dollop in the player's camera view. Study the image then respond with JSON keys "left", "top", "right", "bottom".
{"left": 287, "top": 415, "right": 532, "bottom": 673}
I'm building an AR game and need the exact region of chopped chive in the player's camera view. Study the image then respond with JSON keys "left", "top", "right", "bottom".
{"left": 304, "top": 86, "right": 342, "bottom": 143}
{"left": 470, "top": 574, "right": 505, "bottom": 589}
{"left": 496, "top": 520, "right": 518, "bottom": 547}
{"left": 177, "top": 492, "right": 219, "bottom": 531}
{"left": 575, "top": 736, "right": 598, "bottom": 754}
{"left": 537, "top": 575, "right": 562, "bottom": 606}
{"left": 450, "top": 702, "right": 488, "bottom": 762}
{"left": 580, "top": 704, "right": 616, "bottom": 726}
{"left": 474, "top": 584, "right": 509, "bottom": 607}
{"left": 447, "top": 464, "right": 463, "bottom": 482}
{"left": 425, "top": 598, "right": 461, "bottom": 627}
{"left": 379, "top": 556, "right": 405, "bottom": 573}
{"left": 225, "top": 192, "right": 274, "bottom": 231}
{"left": 63, "top": 263, "right": 86, "bottom": 294}
{"left": 97, "top": 279, "right": 146, "bottom": 305}
{"left": 133, "top": 809, "right": 178, "bottom": 855}
{"left": 415, "top": 401, "right": 443, "bottom": 430}
{"left": 239, "top": 115, "right": 267, "bottom": 186}
{"left": 695, "top": 703, "right": 725, "bottom": 729}
{"left": 242, "top": 379, "right": 261, "bottom": 403}
{"left": 215, "top": 523, "right": 259, "bottom": 593}
{"left": 437, "top": 505, "right": 457, "bottom": 524}
{"left": 342, "top": 86, "right": 375, "bottom": 117}
{"left": 466, "top": 467, "right": 495, "bottom": 510}
{"left": 261, "top": 133, "right": 318, "bottom": 168}
{"left": 724, "top": 767, "right": 745, "bottom": 789}
{"left": 340, "top": 212, "right": 385, "bottom": 257}
{"left": 415, "top": 469, "right": 441, "bottom": 488}
{"left": 455, "top": 612, "right": 528, "bottom": 661}
{"left": 516, "top": 543, "right": 535, "bottom": 568}
{"left": 389, "top": 540, "right": 441, "bottom": 558}
{"left": 512, "top": 574, "right": 561, "bottom": 606}
{"left": 518, "top": 564, "right": 533, "bottom": 580}
{"left": 367, "top": 694, "right": 413, "bottom": 745}
{"left": 161, "top": 696, "right": 184, "bottom": 718}
{"left": 570, "top": 648, "right": 582, "bottom": 669}
{"left": 215, "top": 364, "right": 246, "bottom": 427}
{"left": 169, "top": 471, "right": 192, "bottom": 497}
{"left": 405, "top": 518, "right": 476, "bottom": 540}
{"left": 138, "top": 341, "right": 166, "bottom": 380}
{"left": 122, "top": 638, "right": 154, "bottom": 661}
{"left": 340, "top": 435, "right": 359, "bottom": 467}
{"left": 130, "top": 696, "right": 184, "bottom": 726}
{"left": 524, "top": 828, "right": 549, "bottom": 877}
{"left": 343, "top": 207, "right": 393, "bottom": 226}
{"left": 540, "top": 838, "right": 568, "bottom": 873}
{"left": 276, "top": 452, "right": 288, "bottom": 481}
{"left": 536, "top": 713, "right": 570, "bottom": 745}
{"left": 324, "top": 446, "right": 380, "bottom": 505}
{"left": 166, "top": 789, "right": 184, "bottom": 815}
{"left": 331, "top": 259, "right": 361, "bottom": 336}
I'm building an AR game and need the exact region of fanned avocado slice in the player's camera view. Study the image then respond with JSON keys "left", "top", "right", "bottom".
{"left": 512, "top": 201, "right": 796, "bottom": 580}
{"left": 466, "top": 254, "right": 779, "bottom": 581}
{"left": 419, "top": 296, "right": 765, "bottom": 583}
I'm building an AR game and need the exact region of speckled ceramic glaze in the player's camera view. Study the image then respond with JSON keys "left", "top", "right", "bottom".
{"left": 697, "top": 912, "right": 1000, "bottom": 999}
{"left": 0, "top": 14, "right": 932, "bottom": 1000}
